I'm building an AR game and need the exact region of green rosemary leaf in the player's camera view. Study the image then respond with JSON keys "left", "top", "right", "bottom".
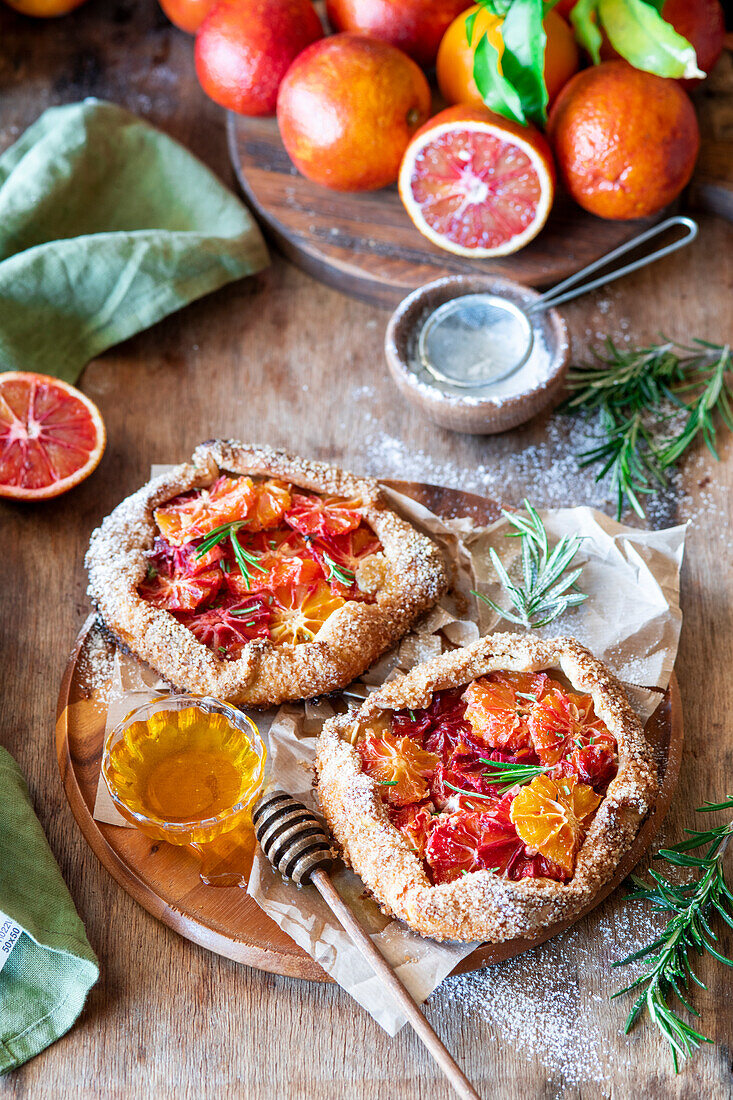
{"left": 613, "top": 792, "right": 733, "bottom": 1070}
{"left": 698, "top": 796, "right": 733, "bottom": 814}
{"left": 322, "top": 553, "right": 355, "bottom": 588}
{"left": 478, "top": 758, "right": 548, "bottom": 793}
{"left": 565, "top": 339, "right": 733, "bottom": 519}
{"left": 474, "top": 501, "right": 587, "bottom": 630}
{"left": 444, "top": 781, "right": 494, "bottom": 801}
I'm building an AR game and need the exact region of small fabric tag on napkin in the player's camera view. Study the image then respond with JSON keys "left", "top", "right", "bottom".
{"left": 0, "top": 748, "right": 99, "bottom": 1075}
{"left": 0, "top": 915, "right": 22, "bottom": 975}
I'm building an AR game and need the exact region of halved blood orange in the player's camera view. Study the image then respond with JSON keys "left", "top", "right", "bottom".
{"left": 398, "top": 106, "right": 555, "bottom": 258}
{"left": 0, "top": 372, "right": 106, "bottom": 500}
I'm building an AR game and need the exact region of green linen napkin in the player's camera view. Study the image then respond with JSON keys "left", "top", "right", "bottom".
{"left": 0, "top": 98, "right": 269, "bottom": 383}
{"left": 0, "top": 748, "right": 99, "bottom": 1074}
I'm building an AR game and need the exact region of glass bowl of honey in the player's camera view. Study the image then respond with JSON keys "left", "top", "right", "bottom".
{"left": 102, "top": 695, "right": 267, "bottom": 852}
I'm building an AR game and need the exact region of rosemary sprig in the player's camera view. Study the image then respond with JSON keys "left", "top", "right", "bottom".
{"left": 576, "top": 408, "right": 668, "bottom": 520}
{"left": 479, "top": 758, "right": 549, "bottom": 794}
{"left": 473, "top": 500, "right": 588, "bottom": 629}
{"left": 322, "top": 553, "right": 355, "bottom": 588}
{"left": 564, "top": 338, "right": 733, "bottom": 519}
{"left": 444, "top": 781, "right": 494, "bottom": 801}
{"left": 195, "top": 521, "right": 266, "bottom": 590}
{"left": 612, "top": 795, "right": 733, "bottom": 1071}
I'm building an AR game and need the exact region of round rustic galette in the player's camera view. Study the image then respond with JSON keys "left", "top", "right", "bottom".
{"left": 316, "top": 634, "right": 658, "bottom": 943}
{"left": 86, "top": 440, "right": 446, "bottom": 707}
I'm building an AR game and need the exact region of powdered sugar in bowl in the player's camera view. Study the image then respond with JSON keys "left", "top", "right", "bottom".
{"left": 385, "top": 275, "right": 570, "bottom": 435}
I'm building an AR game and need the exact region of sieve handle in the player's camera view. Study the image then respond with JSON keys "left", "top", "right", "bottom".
{"left": 528, "top": 215, "right": 698, "bottom": 315}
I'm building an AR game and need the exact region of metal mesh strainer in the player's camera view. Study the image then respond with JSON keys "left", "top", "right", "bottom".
{"left": 418, "top": 216, "right": 698, "bottom": 389}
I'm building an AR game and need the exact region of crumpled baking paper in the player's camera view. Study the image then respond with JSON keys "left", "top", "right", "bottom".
{"left": 92, "top": 485, "right": 686, "bottom": 1035}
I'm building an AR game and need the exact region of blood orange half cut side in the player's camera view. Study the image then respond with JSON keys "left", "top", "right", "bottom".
{"left": 399, "top": 105, "right": 555, "bottom": 258}
{"left": 0, "top": 372, "right": 106, "bottom": 500}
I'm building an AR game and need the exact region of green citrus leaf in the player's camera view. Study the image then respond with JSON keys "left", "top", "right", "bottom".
{"left": 477, "top": 0, "right": 514, "bottom": 16}
{"left": 473, "top": 32, "right": 528, "bottom": 125}
{"left": 500, "top": 0, "right": 549, "bottom": 123}
{"left": 570, "top": 0, "right": 602, "bottom": 64}
{"left": 598, "top": 0, "right": 704, "bottom": 79}
{"left": 465, "top": 9, "right": 478, "bottom": 43}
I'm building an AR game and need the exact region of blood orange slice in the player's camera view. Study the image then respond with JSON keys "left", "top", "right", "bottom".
{"left": 0, "top": 372, "right": 105, "bottom": 500}
{"left": 398, "top": 106, "right": 555, "bottom": 258}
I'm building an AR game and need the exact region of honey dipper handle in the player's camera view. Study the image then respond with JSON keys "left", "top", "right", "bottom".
{"left": 310, "top": 869, "right": 481, "bottom": 1100}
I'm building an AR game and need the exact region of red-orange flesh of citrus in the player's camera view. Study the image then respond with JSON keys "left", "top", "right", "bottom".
{"left": 0, "top": 372, "right": 105, "bottom": 500}
{"left": 399, "top": 104, "right": 555, "bottom": 257}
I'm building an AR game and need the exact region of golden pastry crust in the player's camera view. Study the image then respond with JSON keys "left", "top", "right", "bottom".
{"left": 316, "top": 633, "right": 658, "bottom": 943}
{"left": 86, "top": 440, "right": 446, "bottom": 707}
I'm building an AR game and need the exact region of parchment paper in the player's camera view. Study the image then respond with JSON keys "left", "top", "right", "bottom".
{"left": 92, "top": 485, "right": 686, "bottom": 1034}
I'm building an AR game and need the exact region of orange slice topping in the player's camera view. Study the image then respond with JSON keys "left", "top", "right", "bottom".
{"left": 268, "top": 579, "right": 345, "bottom": 645}
{"left": 248, "top": 479, "right": 291, "bottom": 531}
{"left": 463, "top": 672, "right": 546, "bottom": 752}
{"left": 528, "top": 687, "right": 607, "bottom": 765}
{"left": 358, "top": 730, "right": 439, "bottom": 807}
{"left": 285, "top": 492, "right": 363, "bottom": 537}
{"left": 509, "top": 773, "right": 601, "bottom": 874}
{"left": 155, "top": 476, "right": 255, "bottom": 546}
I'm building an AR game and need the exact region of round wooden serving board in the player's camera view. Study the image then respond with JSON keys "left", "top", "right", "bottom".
{"left": 227, "top": 112, "right": 663, "bottom": 309}
{"left": 56, "top": 481, "right": 683, "bottom": 981}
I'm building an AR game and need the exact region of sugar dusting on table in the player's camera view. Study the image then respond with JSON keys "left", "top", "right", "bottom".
{"left": 437, "top": 898, "right": 668, "bottom": 1089}
{"left": 351, "top": 383, "right": 732, "bottom": 540}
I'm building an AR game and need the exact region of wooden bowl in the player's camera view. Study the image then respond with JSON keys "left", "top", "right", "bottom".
{"left": 384, "top": 275, "right": 571, "bottom": 434}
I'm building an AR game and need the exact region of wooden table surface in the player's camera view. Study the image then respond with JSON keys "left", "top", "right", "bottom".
{"left": 1, "top": 4, "right": 732, "bottom": 1098}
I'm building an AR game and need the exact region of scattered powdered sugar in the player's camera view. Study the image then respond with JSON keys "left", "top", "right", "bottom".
{"left": 438, "top": 896, "right": 669, "bottom": 1090}
{"left": 351, "top": 382, "right": 730, "bottom": 536}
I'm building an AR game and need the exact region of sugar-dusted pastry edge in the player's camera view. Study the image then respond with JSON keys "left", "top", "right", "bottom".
{"left": 316, "top": 633, "right": 658, "bottom": 943}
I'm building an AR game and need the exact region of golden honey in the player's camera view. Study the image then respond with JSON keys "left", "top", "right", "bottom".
{"left": 103, "top": 699, "right": 266, "bottom": 852}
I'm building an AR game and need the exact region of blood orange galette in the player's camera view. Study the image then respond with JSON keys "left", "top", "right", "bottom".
{"left": 316, "top": 634, "right": 657, "bottom": 942}
{"left": 86, "top": 440, "right": 446, "bottom": 706}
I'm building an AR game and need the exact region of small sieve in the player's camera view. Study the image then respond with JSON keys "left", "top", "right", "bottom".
{"left": 418, "top": 216, "right": 699, "bottom": 390}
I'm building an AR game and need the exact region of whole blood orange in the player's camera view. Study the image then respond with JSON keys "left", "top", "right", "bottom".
{"left": 195, "top": 0, "right": 324, "bottom": 117}
{"left": 277, "top": 34, "right": 431, "bottom": 192}
{"left": 325, "top": 0, "right": 471, "bottom": 68}
{"left": 158, "top": 0, "right": 215, "bottom": 34}
{"left": 437, "top": 6, "right": 579, "bottom": 110}
{"left": 398, "top": 105, "right": 555, "bottom": 258}
{"left": 0, "top": 372, "right": 105, "bottom": 500}
{"left": 547, "top": 61, "right": 700, "bottom": 220}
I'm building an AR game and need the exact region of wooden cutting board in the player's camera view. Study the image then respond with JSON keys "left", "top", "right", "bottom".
{"left": 226, "top": 45, "right": 733, "bottom": 308}
{"left": 226, "top": 111, "right": 663, "bottom": 309}
{"left": 55, "top": 481, "right": 683, "bottom": 981}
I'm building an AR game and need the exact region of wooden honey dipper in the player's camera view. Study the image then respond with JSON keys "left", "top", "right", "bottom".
{"left": 253, "top": 790, "right": 481, "bottom": 1100}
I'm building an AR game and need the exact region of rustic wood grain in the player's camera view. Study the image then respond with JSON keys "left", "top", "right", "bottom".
{"left": 1, "top": 3, "right": 732, "bottom": 1098}
{"left": 55, "top": 492, "right": 682, "bottom": 981}
{"left": 226, "top": 112, "right": 667, "bottom": 309}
